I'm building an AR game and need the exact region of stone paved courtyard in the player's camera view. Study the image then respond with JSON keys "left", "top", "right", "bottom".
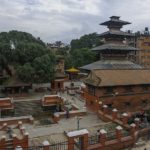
{"left": 11, "top": 82, "right": 118, "bottom": 145}
{"left": 23, "top": 92, "right": 117, "bottom": 145}
{"left": 2, "top": 81, "right": 149, "bottom": 148}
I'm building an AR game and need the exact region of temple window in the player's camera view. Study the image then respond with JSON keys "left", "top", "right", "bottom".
{"left": 124, "top": 102, "right": 131, "bottom": 106}
{"left": 105, "top": 87, "right": 113, "bottom": 94}
{"left": 124, "top": 86, "right": 133, "bottom": 93}
{"left": 142, "top": 99, "right": 148, "bottom": 105}
{"left": 142, "top": 85, "right": 149, "bottom": 91}
{"left": 107, "top": 103, "right": 113, "bottom": 108}
{"left": 88, "top": 85, "right": 95, "bottom": 95}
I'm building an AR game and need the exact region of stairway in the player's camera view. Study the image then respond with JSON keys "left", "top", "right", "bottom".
{"left": 6, "top": 139, "right": 13, "bottom": 150}
{"left": 14, "top": 100, "right": 42, "bottom": 116}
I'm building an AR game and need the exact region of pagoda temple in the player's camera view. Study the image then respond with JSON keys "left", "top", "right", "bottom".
{"left": 81, "top": 16, "right": 142, "bottom": 71}
{"left": 81, "top": 16, "right": 150, "bottom": 113}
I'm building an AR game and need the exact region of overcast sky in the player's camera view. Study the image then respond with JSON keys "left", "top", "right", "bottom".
{"left": 0, "top": 0, "right": 150, "bottom": 43}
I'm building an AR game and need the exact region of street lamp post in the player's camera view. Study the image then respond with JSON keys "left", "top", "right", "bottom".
{"left": 0, "top": 108, "right": 1, "bottom": 118}
{"left": 76, "top": 116, "right": 83, "bottom": 130}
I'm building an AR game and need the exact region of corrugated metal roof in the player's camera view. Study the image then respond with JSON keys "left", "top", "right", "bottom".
{"left": 80, "top": 60, "right": 142, "bottom": 71}
{"left": 84, "top": 69, "right": 150, "bottom": 87}
{"left": 91, "top": 43, "right": 137, "bottom": 51}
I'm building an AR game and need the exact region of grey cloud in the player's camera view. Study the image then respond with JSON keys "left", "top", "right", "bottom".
{"left": 0, "top": 0, "right": 150, "bottom": 43}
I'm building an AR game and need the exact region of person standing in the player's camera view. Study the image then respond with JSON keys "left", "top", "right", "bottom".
{"left": 96, "top": 130, "right": 100, "bottom": 142}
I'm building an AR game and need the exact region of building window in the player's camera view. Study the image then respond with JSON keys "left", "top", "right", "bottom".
{"left": 142, "top": 85, "right": 149, "bottom": 91}
{"left": 144, "top": 42, "right": 150, "bottom": 46}
{"left": 124, "top": 86, "right": 133, "bottom": 93}
{"left": 124, "top": 102, "right": 131, "bottom": 107}
{"left": 107, "top": 103, "right": 113, "bottom": 108}
{"left": 142, "top": 99, "right": 148, "bottom": 105}
{"left": 57, "top": 82, "right": 61, "bottom": 89}
{"left": 105, "top": 87, "right": 113, "bottom": 94}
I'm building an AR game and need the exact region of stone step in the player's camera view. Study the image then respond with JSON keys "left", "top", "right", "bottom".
{"left": 6, "top": 139, "right": 13, "bottom": 150}
{"left": 14, "top": 101, "right": 43, "bottom": 116}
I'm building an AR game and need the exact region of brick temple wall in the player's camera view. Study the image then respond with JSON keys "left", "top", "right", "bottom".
{"left": 83, "top": 85, "right": 150, "bottom": 112}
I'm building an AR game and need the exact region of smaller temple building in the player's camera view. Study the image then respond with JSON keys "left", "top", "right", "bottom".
{"left": 51, "top": 56, "right": 68, "bottom": 92}
{"left": 66, "top": 67, "right": 80, "bottom": 80}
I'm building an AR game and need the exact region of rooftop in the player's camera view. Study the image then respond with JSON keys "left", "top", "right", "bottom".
{"left": 91, "top": 43, "right": 137, "bottom": 51}
{"left": 66, "top": 67, "right": 79, "bottom": 73}
{"left": 98, "top": 30, "right": 134, "bottom": 38}
{"left": 2, "top": 77, "right": 31, "bottom": 88}
{"left": 84, "top": 69, "right": 150, "bottom": 87}
{"left": 100, "top": 16, "right": 131, "bottom": 26}
{"left": 80, "top": 60, "right": 142, "bottom": 71}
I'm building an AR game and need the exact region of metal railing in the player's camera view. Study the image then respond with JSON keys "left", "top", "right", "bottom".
{"left": 88, "top": 135, "right": 99, "bottom": 145}
{"left": 49, "top": 141, "right": 68, "bottom": 150}
{"left": 4, "top": 131, "right": 131, "bottom": 149}
{"left": 5, "top": 141, "right": 69, "bottom": 150}
{"left": 88, "top": 130, "right": 130, "bottom": 145}
{"left": 106, "top": 131, "right": 116, "bottom": 140}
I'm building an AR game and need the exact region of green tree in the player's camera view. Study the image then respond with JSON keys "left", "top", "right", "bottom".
{"left": 70, "top": 33, "right": 103, "bottom": 50}
{"left": 16, "top": 63, "right": 35, "bottom": 83}
{"left": 0, "top": 30, "right": 56, "bottom": 83}
{"left": 65, "top": 48, "right": 96, "bottom": 68}
{"left": 33, "top": 54, "right": 55, "bottom": 83}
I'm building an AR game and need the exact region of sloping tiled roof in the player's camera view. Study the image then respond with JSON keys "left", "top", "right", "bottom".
{"left": 66, "top": 67, "right": 79, "bottom": 73}
{"left": 100, "top": 17, "right": 131, "bottom": 26}
{"left": 98, "top": 30, "right": 134, "bottom": 37}
{"left": 2, "top": 77, "right": 31, "bottom": 87}
{"left": 91, "top": 43, "right": 137, "bottom": 51}
{"left": 84, "top": 69, "right": 150, "bottom": 87}
{"left": 80, "top": 60, "right": 142, "bottom": 71}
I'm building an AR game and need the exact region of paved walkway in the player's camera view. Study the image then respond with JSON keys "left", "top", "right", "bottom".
{"left": 27, "top": 111, "right": 115, "bottom": 145}
{"left": 130, "top": 137, "right": 150, "bottom": 150}
{"left": 7, "top": 81, "right": 117, "bottom": 145}
{"left": 24, "top": 91, "right": 116, "bottom": 143}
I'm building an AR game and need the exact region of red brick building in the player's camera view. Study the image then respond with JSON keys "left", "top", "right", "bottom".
{"left": 81, "top": 16, "right": 150, "bottom": 113}
{"left": 83, "top": 69, "right": 150, "bottom": 112}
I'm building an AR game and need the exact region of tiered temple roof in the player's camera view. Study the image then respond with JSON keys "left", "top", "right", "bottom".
{"left": 81, "top": 16, "right": 140, "bottom": 71}
{"left": 92, "top": 16, "right": 137, "bottom": 52}
{"left": 98, "top": 30, "right": 134, "bottom": 38}
{"left": 92, "top": 43, "right": 137, "bottom": 51}
{"left": 100, "top": 16, "right": 130, "bottom": 26}
{"left": 80, "top": 60, "right": 142, "bottom": 71}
